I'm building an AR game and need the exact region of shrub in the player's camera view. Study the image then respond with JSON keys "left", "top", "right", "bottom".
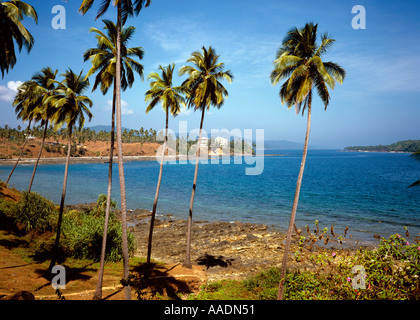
{"left": 190, "top": 229, "right": 420, "bottom": 300}
{"left": 13, "top": 192, "right": 57, "bottom": 233}
{"left": 60, "top": 198, "right": 135, "bottom": 262}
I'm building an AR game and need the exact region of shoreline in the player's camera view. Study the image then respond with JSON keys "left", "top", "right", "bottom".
{"left": 0, "top": 153, "right": 281, "bottom": 165}
{"left": 341, "top": 150, "right": 412, "bottom": 154}
{"left": 121, "top": 207, "right": 374, "bottom": 281}
{"left": 67, "top": 202, "right": 374, "bottom": 281}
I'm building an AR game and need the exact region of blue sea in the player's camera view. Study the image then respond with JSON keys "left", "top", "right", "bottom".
{"left": 1, "top": 150, "right": 419, "bottom": 244}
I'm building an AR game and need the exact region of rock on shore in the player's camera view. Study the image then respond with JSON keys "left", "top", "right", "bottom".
{"left": 127, "top": 210, "right": 312, "bottom": 281}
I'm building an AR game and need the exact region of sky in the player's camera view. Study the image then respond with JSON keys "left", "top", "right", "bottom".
{"left": 1, "top": 0, "right": 419, "bottom": 149}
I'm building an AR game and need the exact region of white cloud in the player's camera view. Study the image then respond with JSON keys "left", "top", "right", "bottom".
{"left": 180, "top": 108, "right": 192, "bottom": 116}
{"left": 329, "top": 44, "right": 420, "bottom": 93}
{"left": 106, "top": 99, "right": 134, "bottom": 115}
{"left": 0, "top": 81, "right": 23, "bottom": 102}
{"left": 143, "top": 18, "right": 277, "bottom": 89}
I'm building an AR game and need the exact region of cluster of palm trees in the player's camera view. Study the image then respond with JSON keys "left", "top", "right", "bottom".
{"left": 6, "top": 66, "right": 94, "bottom": 270}
{"left": 2, "top": 0, "right": 346, "bottom": 301}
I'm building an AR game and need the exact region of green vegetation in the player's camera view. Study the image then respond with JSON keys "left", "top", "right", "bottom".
{"left": 0, "top": 188, "right": 134, "bottom": 263}
{"left": 13, "top": 192, "right": 57, "bottom": 233}
{"left": 0, "top": 0, "right": 38, "bottom": 78}
{"left": 0, "top": 124, "right": 158, "bottom": 144}
{"left": 189, "top": 232, "right": 420, "bottom": 300}
{"left": 345, "top": 140, "right": 420, "bottom": 153}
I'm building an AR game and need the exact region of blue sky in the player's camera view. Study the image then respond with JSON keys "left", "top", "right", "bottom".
{"left": 1, "top": 0, "right": 419, "bottom": 149}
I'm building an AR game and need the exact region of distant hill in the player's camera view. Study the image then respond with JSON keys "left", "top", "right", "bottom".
{"left": 345, "top": 140, "right": 420, "bottom": 153}
{"left": 264, "top": 140, "right": 331, "bottom": 150}
{"left": 87, "top": 125, "right": 131, "bottom": 132}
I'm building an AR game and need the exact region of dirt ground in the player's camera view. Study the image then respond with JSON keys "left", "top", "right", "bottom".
{"left": 0, "top": 229, "right": 207, "bottom": 300}
{"left": 0, "top": 184, "right": 206, "bottom": 300}
{"left": 0, "top": 137, "right": 161, "bottom": 159}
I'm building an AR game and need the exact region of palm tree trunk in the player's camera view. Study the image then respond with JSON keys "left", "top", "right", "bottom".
{"left": 48, "top": 126, "right": 72, "bottom": 273}
{"left": 277, "top": 91, "right": 312, "bottom": 300}
{"left": 146, "top": 111, "right": 169, "bottom": 265}
{"left": 93, "top": 81, "right": 116, "bottom": 300}
{"left": 116, "top": 2, "right": 131, "bottom": 300}
{"left": 183, "top": 106, "right": 206, "bottom": 269}
{"left": 28, "top": 120, "right": 48, "bottom": 193}
{"left": 7, "top": 120, "right": 31, "bottom": 184}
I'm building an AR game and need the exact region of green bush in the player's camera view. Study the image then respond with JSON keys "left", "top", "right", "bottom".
{"left": 190, "top": 229, "right": 420, "bottom": 300}
{"left": 60, "top": 200, "right": 135, "bottom": 262}
{"left": 13, "top": 192, "right": 57, "bottom": 233}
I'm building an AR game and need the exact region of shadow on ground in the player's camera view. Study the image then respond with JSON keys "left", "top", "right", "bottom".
{"left": 128, "top": 262, "right": 206, "bottom": 300}
{"left": 196, "top": 253, "right": 234, "bottom": 269}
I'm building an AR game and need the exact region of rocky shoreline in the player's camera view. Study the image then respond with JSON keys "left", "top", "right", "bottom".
{"left": 128, "top": 209, "right": 286, "bottom": 281}
{"left": 125, "top": 209, "right": 364, "bottom": 281}
{"left": 66, "top": 202, "right": 370, "bottom": 282}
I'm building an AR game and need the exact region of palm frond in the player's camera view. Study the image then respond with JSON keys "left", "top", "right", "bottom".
{"left": 271, "top": 22, "right": 345, "bottom": 116}
{"left": 323, "top": 61, "right": 346, "bottom": 85}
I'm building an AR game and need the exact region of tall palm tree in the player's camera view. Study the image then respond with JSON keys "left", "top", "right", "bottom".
{"left": 84, "top": 19, "right": 144, "bottom": 300}
{"left": 144, "top": 64, "right": 186, "bottom": 265}
{"left": 27, "top": 67, "right": 58, "bottom": 193}
{"left": 0, "top": 0, "right": 38, "bottom": 78}
{"left": 79, "top": 0, "right": 151, "bottom": 300}
{"left": 270, "top": 22, "right": 345, "bottom": 299}
{"left": 6, "top": 80, "right": 38, "bottom": 184}
{"left": 179, "top": 46, "right": 233, "bottom": 268}
{"left": 46, "top": 69, "right": 93, "bottom": 273}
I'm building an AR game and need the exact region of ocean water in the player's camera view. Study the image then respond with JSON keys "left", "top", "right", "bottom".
{"left": 1, "top": 150, "right": 419, "bottom": 244}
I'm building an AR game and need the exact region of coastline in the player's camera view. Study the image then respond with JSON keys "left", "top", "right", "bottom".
{"left": 342, "top": 150, "right": 412, "bottom": 154}
{"left": 0, "top": 153, "right": 281, "bottom": 165}
{"left": 122, "top": 207, "right": 371, "bottom": 281}
{"left": 0, "top": 155, "right": 159, "bottom": 165}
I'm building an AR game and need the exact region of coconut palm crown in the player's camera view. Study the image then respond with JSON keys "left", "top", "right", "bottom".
{"left": 79, "top": 0, "right": 151, "bottom": 25}
{"left": 83, "top": 19, "right": 144, "bottom": 94}
{"left": 145, "top": 63, "right": 186, "bottom": 115}
{"left": 0, "top": 0, "right": 38, "bottom": 77}
{"left": 179, "top": 46, "right": 233, "bottom": 111}
{"left": 47, "top": 69, "right": 93, "bottom": 131}
{"left": 270, "top": 22, "right": 345, "bottom": 114}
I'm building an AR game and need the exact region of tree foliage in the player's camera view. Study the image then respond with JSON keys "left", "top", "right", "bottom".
{"left": 0, "top": 0, "right": 38, "bottom": 77}
{"left": 345, "top": 140, "right": 420, "bottom": 153}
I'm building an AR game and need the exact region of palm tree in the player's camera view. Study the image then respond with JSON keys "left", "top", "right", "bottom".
{"left": 27, "top": 67, "right": 58, "bottom": 193}
{"left": 84, "top": 19, "right": 145, "bottom": 94}
{"left": 270, "top": 22, "right": 345, "bottom": 299}
{"left": 179, "top": 46, "right": 233, "bottom": 268}
{"left": 79, "top": 0, "right": 151, "bottom": 300}
{"left": 84, "top": 19, "right": 144, "bottom": 300}
{"left": 46, "top": 69, "right": 93, "bottom": 272}
{"left": 6, "top": 80, "right": 38, "bottom": 184}
{"left": 0, "top": 0, "right": 38, "bottom": 78}
{"left": 144, "top": 64, "right": 186, "bottom": 265}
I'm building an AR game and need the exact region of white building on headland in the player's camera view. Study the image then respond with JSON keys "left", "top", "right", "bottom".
{"left": 199, "top": 137, "right": 209, "bottom": 148}
{"left": 214, "top": 136, "right": 229, "bottom": 147}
